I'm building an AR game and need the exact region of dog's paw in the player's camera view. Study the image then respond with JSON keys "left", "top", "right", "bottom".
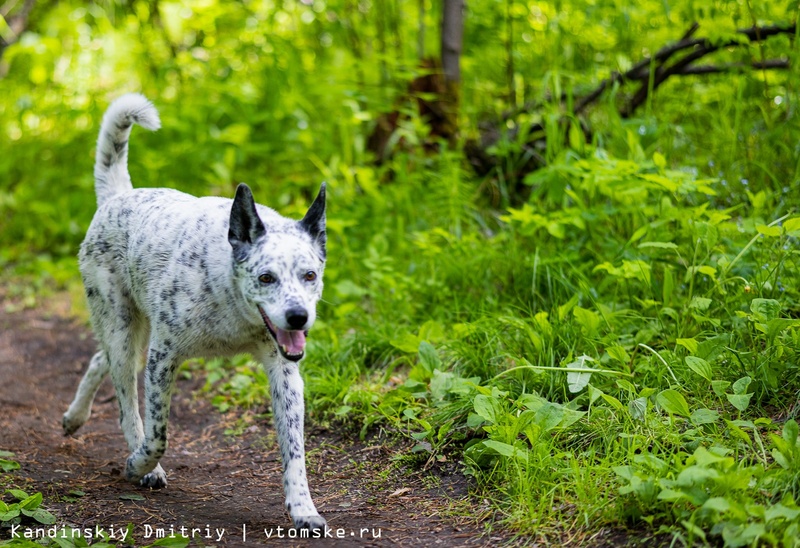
{"left": 62, "top": 410, "right": 88, "bottom": 436}
{"left": 139, "top": 465, "right": 168, "bottom": 489}
{"left": 125, "top": 457, "right": 167, "bottom": 489}
{"left": 292, "top": 514, "right": 327, "bottom": 531}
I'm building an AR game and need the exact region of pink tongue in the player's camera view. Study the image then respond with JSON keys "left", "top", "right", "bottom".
{"left": 275, "top": 328, "right": 306, "bottom": 355}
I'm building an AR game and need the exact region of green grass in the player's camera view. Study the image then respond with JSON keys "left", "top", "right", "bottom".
{"left": 291, "top": 144, "right": 800, "bottom": 544}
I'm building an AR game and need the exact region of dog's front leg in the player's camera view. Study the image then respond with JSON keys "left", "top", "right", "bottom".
{"left": 124, "top": 343, "right": 177, "bottom": 488}
{"left": 260, "top": 350, "right": 327, "bottom": 531}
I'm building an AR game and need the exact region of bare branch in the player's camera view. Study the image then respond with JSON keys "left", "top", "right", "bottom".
{"left": 678, "top": 59, "right": 789, "bottom": 75}
{"left": 0, "top": 0, "right": 35, "bottom": 58}
{"left": 465, "top": 22, "right": 796, "bottom": 187}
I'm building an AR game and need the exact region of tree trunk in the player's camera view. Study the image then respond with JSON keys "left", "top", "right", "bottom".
{"left": 440, "top": 0, "right": 464, "bottom": 141}
{"left": 417, "top": 0, "right": 426, "bottom": 60}
{"left": 441, "top": 0, "right": 464, "bottom": 84}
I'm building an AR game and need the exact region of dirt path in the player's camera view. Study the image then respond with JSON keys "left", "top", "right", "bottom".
{"left": 0, "top": 303, "right": 507, "bottom": 547}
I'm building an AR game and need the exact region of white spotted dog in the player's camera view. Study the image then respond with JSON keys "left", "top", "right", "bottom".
{"left": 62, "top": 94, "right": 328, "bottom": 531}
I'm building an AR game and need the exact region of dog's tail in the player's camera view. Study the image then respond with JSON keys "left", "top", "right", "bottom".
{"left": 94, "top": 94, "right": 161, "bottom": 207}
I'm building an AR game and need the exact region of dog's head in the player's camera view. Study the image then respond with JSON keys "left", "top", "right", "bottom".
{"left": 228, "top": 183, "right": 326, "bottom": 362}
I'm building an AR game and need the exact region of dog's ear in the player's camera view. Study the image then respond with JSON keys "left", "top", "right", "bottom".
{"left": 229, "top": 183, "right": 266, "bottom": 261}
{"left": 299, "top": 182, "right": 326, "bottom": 260}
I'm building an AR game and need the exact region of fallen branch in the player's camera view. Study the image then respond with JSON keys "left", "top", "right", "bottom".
{"left": 677, "top": 59, "right": 789, "bottom": 75}
{"left": 465, "top": 21, "right": 796, "bottom": 188}
{"left": 621, "top": 23, "right": 795, "bottom": 116}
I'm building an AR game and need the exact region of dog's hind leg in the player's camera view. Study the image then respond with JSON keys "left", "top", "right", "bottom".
{"left": 105, "top": 319, "right": 169, "bottom": 489}
{"left": 123, "top": 333, "right": 178, "bottom": 489}
{"left": 63, "top": 350, "right": 110, "bottom": 435}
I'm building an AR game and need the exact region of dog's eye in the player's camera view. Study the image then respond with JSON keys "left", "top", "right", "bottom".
{"left": 303, "top": 271, "right": 317, "bottom": 282}
{"left": 258, "top": 273, "right": 276, "bottom": 284}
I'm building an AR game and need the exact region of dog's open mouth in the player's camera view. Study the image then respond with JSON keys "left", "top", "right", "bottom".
{"left": 258, "top": 306, "right": 307, "bottom": 362}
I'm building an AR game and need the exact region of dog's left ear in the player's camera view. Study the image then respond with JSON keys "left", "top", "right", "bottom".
{"left": 229, "top": 183, "right": 266, "bottom": 261}
{"left": 299, "top": 182, "right": 326, "bottom": 260}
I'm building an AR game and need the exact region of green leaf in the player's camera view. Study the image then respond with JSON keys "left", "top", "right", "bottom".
{"left": 19, "top": 492, "right": 42, "bottom": 510}
{"left": 607, "top": 345, "right": 630, "bottom": 364}
{"left": 534, "top": 403, "right": 564, "bottom": 432}
{"left": 756, "top": 224, "right": 781, "bottom": 237}
{"left": 473, "top": 395, "right": 498, "bottom": 424}
{"left": 656, "top": 389, "right": 692, "bottom": 417}
{"left": 23, "top": 507, "right": 56, "bottom": 524}
{"left": 765, "top": 318, "right": 800, "bottom": 340}
{"left": 732, "top": 376, "right": 752, "bottom": 395}
{"left": 688, "top": 297, "right": 712, "bottom": 311}
{"left": 119, "top": 493, "right": 146, "bottom": 501}
{"left": 587, "top": 384, "right": 604, "bottom": 405}
{"left": 712, "top": 380, "right": 731, "bottom": 397}
{"left": 628, "top": 225, "right": 649, "bottom": 244}
{"left": 764, "top": 503, "right": 800, "bottom": 522}
{"left": 417, "top": 341, "right": 442, "bottom": 374}
{"left": 0, "top": 459, "right": 20, "bottom": 472}
{"left": 573, "top": 307, "right": 600, "bottom": 336}
{"left": 148, "top": 536, "right": 191, "bottom": 547}
{"left": 676, "top": 337, "right": 698, "bottom": 354}
{"left": 657, "top": 488, "right": 687, "bottom": 502}
{"left": 750, "top": 299, "right": 781, "bottom": 322}
{"left": 662, "top": 267, "right": 675, "bottom": 305}
{"left": 783, "top": 419, "right": 799, "bottom": 446}
{"left": 691, "top": 408, "right": 720, "bottom": 425}
{"left": 557, "top": 294, "right": 579, "bottom": 321}
{"left": 726, "top": 393, "right": 753, "bottom": 412}
{"left": 418, "top": 320, "right": 446, "bottom": 343}
{"left": 0, "top": 508, "right": 20, "bottom": 521}
{"left": 701, "top": 496, "right": 730, "bottom": 513}
{"left": 694, "top": 222, "right": 719, "bottom": 251}
{"left": 565, "top": 355, "right": 594, "bottom": 393}
{"left": 685, "top": 356, "right": 713, "bottom": 382}
{"left": 629, "top": 397, "right": 647, "bottom": 421}
{"left": 6, "top": 489, "right": 28, "bottom": 500}
{"left": 616, "top": 379, "right": 636, "bottom": 392}
{"left": 681, "top": 520, "right": 708, "bottom": 542}
{"left": 389, "top": 333, "right": 421, "bottom": 353}
{"left": 601, "top": 394, "right": 625, "bottom": 411}
{"left": 481, "top": 440, "right": 528, "bottom": 464}
{"left": 783, "top": 217, "right": 800, "bottom": 233}
{"left": 558, "top": 408, "right": 586, "bottom": 429}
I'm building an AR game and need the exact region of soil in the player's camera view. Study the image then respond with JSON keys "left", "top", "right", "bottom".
{"left": 0, "top": 300, "right": 506, "bottom": 547}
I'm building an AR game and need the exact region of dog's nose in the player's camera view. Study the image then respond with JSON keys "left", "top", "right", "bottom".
{"left": 285, "top": 308, "right": 308, "bottom": 330}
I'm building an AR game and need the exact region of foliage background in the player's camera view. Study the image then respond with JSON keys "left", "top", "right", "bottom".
{"left": 2, "top": 0, "right": 800, "bottom": 544}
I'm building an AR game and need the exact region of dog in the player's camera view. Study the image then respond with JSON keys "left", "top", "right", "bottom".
{"left": 62, "top": 94, "right": 328, "bottom": 531}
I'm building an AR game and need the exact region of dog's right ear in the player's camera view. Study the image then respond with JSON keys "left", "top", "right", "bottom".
{"left": 229, "top": 183, "right": 266, "bottom": 261}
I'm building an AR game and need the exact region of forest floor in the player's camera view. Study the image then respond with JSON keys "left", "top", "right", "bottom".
{"left": 0, "top": 291, "right": 661, "bottom": 547}
{"left": 0, "top": 293, "right": 513, "bottom": 547}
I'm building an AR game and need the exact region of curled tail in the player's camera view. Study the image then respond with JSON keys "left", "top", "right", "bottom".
{"left": 94, "top": 94, "right": 161, "bottom": 207}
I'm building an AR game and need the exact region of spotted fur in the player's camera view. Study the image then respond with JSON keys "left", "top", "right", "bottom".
{"left": 62, "top": 94, "right": 328, "bottom": 531}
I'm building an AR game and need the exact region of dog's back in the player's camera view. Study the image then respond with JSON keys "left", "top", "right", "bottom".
{"left": 81, "top": 188, "right": 268, "bottom": 350}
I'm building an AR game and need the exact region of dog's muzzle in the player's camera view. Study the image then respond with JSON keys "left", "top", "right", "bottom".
{"left": 258, "top": 306, "right": 307, "bottom": 362}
